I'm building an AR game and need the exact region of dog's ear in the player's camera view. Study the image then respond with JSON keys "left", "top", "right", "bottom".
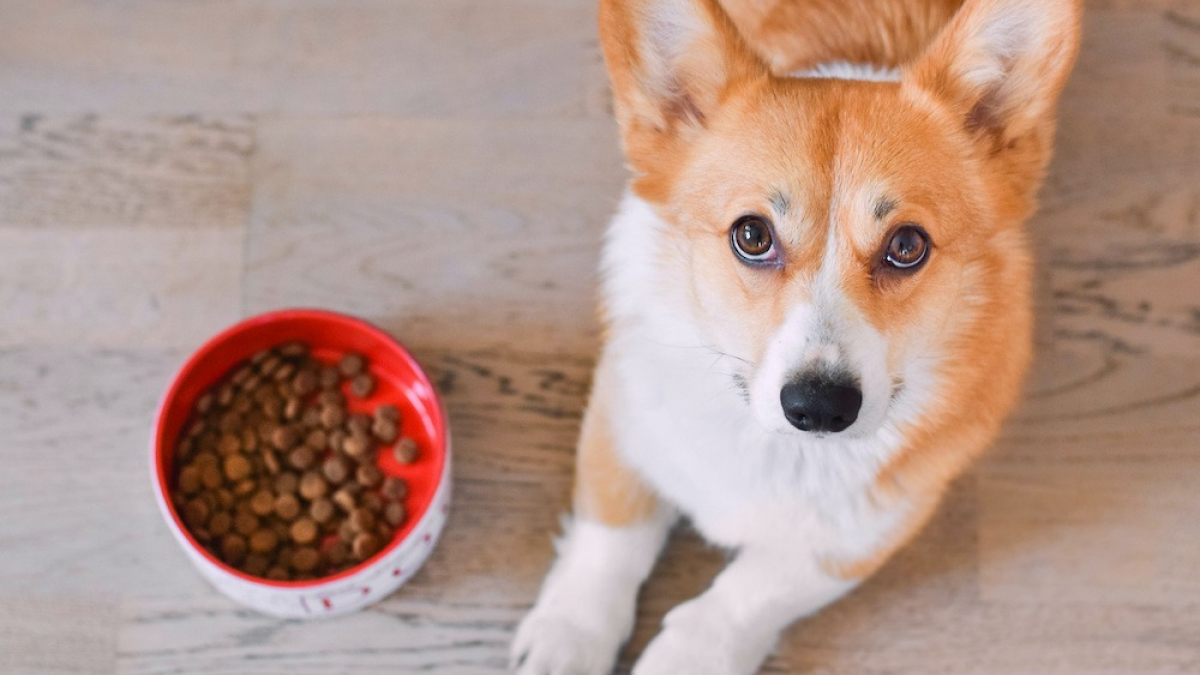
{"left": 599, "top": 0, "right": 763, "bottom": 156}
{"left": 906, "top": 0, "right": 1081, "bottom": 145}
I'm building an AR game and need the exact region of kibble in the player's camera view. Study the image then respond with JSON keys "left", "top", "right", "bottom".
{"left": 249, "top": 529, "right": 278, "bottom": 554}
{"left": 350, "top": 373, "right": 375, "bottom": 398}
{"left": 290, "top": 517, "right": 319, "bottom": 545}
{"left": 172, "top": 342, "right": 419, "bottom": 581}
{"left": 299, "top": 471, "right": 328, "bottom": 500}
{"left": 223, "top": 454, "right": 252, "bottom": 482}
{"left": 393, "top": 437, "right": 419, "bottom": 465}
{"left": 339, "top": 353, "right": 365, "bottom": 377}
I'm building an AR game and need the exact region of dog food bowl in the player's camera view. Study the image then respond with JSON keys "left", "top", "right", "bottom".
{"left": 151, "top": 309, "right": 451, "bottom": 619}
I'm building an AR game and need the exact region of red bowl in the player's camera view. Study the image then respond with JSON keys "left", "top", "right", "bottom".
{"left": 150, "top": 309, "right": 451, "bottom": 618}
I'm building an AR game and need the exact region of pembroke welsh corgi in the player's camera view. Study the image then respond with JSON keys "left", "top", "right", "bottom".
{"left": 513, "top": 0, "right": 1081, "bottom": 673}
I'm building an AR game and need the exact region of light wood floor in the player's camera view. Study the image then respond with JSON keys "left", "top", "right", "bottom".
{"left": 2, "top": 1, "right": 1199, "bottom": 673}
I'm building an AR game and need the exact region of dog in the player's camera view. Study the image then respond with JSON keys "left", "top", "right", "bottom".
{"left": 513, "top": 0, "right": 1081, "bottom": 673}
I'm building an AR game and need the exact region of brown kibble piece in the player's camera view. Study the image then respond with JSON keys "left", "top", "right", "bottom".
{"left": 292, "top": 546, "right": 320, "bottom": 573}
{"left": 375, "top": 404, "right": 400, "bottom": 422}
{"left": 320, "top": 404, "right": 345, "bottom": 430}
{"left": 299, "top": 471, "right": 328, "bottom": 500}
{"left": 249, "top": 490, "right": 275, "bottom": 517}
{"left": 266, "top": 566, "right": 290, "bottom": 581}
{"left": 279, "top": 341, "right": 308, "bottom": 358}
{"left": 249, "top": 529, "right": 278, "bottom": 554}
{"left": 262, "top": 450, "right": 281, "bottom": 475}
{"left": 302, "top": 406, "right": 323, "bottom": 429}
{"left": 292, "top": 370, "right": 318, "bottom": 397}
{"left": 346, "top": 413, "right": 372, "bottom": 436}
{"left": 327, "top": 540, "right": 350, "bottom": 566}
{"left": 258, "top": 354, "right": 282, "bottom": 376}
{"left": 283, "top": 397, "right": 301, "bottom": 421}
{"left": 318, "top": 390, "right": 345, "bottom": 407}
{"left": 352, "top": 532, "right": 381, "bottom": 560}
{"left": 271, "top": 425, "right": 299, "bottom": 451}
{"left": 274, "top": 493, "right": 301, "bottom": 521}
{"left": 393, "top": 437, "right": 418, "bottom": 464}
{"left": 288, "top": 445, "right": 317, "bottom": 471}
{"left": 319, "top": 366, "right": 340, "bottom": 390}
{"left": 234, "top": 511, "right": 259, "bottom": 536}
{"left": 273, "top": 362, "right": 296, "bottom": 382}
{"left": 217, "top": 433, "right": 241, "bottom": 456}
{"left": 339, "top": 353, "right": 365, "bottom": 377}
{"left": 221, "top": 534, "right": 247, "bottom": 564}
{"left": 262, "top": 396, "right": 283, "bottom": 421}
{"left": 342, "top": 433, "right": 371, "bottom": 459}
{"left": 200, "top": 463, "right": 223, "bottom": 489}
{"left": 208, "top": 511, "right": 233, "bottom": 536}
{"left": 355, "top": 463, "right": 382, "bottom": 489}
{"left": 244, "top": 553, "right": 271, "bottom": 577}
{"left": 350, "top": 373, "right": 375, "bottom": 398}
{"left": 290, "top": 517, "right": 319, "bottom": 545}
{"left": 372, "top": 417, "right": 398, "bottom": 444}
{"left": 178, "top": 466, "right": 201, "bottom": 494}
{"left": 381, "top": 477, "right": 409, "bottom": 500}
{"left": 360, "top": 491, "right": 383, "bottom": 514}
{"left": 274, "top": 471, "right": 298, "bottom": 495}
{"left": 304, "top": 429, "right": 327, "bottom": 451}
{"left": 338, "top": 517, "right": 356, "bottom": 541}
{"left": 332, "top": 487, "right": 357, "bottom": 513}
{"left": 233, "top": 479, "right": 256, "bottom": 497}
{"left": 322, "top": 456, "right": 349, "bottom": 484}
{"left": 349, "top": 508, "right": 376, "bottom": 533}
{"left": 310, "top": 497, "right": 335, "bottom": 524}
{"left": 196, "top": 392, "right": 215, "bottom": 414}
{"left": 240, "top": 427, "right": 258, "bottom": 452}
{"left": 223, "top": 455, "right": 252, "bottom": 482}
{"left": 384, "top": 501, "right": 406, "bottom": 527}
{"left": 183, "top": 499, "right": 209, "bottom": 528}
{"left": 214, "top": 488, "right": 234, "bottom": 510}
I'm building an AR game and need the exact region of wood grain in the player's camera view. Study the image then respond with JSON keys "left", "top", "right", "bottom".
{"left": 244, "top": 118, "right": 625, "bottom": 354}
{"left": 0, "top": 0, "right": 605, "bottom": 118}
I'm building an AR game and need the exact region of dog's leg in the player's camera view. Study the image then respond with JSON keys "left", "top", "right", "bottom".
{"left": 632, "top": 543, "right": 860, "bottom": 675}
{"left": 512, "top": 355, "right": 675, "bottom": 675}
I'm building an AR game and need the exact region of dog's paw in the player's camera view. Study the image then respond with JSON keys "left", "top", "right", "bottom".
{"left": 510, "top": 606, "right": 625, "bottom": 675}
{"left": 632, "top": 599, "right": 774, "bottom": 675}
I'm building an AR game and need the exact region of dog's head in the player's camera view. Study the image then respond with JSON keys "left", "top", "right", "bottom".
{"left": 600, "top": 0, "right": 1080, "bottom": 439}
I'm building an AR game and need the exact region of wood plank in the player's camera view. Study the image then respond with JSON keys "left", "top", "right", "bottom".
{"left": 0, "top": 0, "right": 605, "bottom": 117}
{"left": 244, "top": 118, "right": 626, "bottom": 354}
{"left": 0, "top": 226, "right": 244, "bottom": 349}
{"left": 0, "top": 115, "right": 253, "bottom": 230}
{"left": 0, "top": 595, "right": 118, "bottom": 675}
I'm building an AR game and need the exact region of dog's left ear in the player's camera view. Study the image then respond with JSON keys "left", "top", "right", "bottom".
{"left": 599, "top": 0, "right": 764, "bottom": 162}
{"left": 906, "top": 0, "right": 1081, "bottom": 144}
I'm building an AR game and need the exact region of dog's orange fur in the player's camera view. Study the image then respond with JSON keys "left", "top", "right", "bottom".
{"left": 584, "top": 0, "right": 1078, "bottom": 577}
{"left": 574, "top": 357, "right": 660, "bottom": 526}
{"left": 720, "top": 0, "right": 964, "bottom": 73}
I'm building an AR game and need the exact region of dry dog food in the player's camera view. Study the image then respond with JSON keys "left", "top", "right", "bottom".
{"left": 172, "top": 342, "right": 422, "bottom": 581}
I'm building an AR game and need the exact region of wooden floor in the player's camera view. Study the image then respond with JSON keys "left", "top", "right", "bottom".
{"left": 2, "top": 1, "right": 1199, "bottom": 673}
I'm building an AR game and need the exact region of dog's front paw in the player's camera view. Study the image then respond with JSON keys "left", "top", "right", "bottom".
{"left": 511, "top": 605, "right": 626, "bottom": 675}
{"left": 632, "top": 599, "right": 775, "bottom": 675}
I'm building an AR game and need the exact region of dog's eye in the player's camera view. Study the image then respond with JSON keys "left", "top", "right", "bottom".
{"left": 730, "top": 216, "right": 776, "bottom": 263}
{"left": 884, "top": 225, "right": 929, "bottom": 270}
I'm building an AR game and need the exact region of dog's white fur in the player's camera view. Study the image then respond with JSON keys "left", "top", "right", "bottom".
{"left": 514, "top": 192, "right": 929, "bottom": 675}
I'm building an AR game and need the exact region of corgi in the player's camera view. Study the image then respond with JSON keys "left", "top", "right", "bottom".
{"left": 513, "top": 0, "right": 1081, "bottom": 673}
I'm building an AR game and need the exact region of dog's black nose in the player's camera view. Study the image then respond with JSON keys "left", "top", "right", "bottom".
{"left": 780, "top": 373, "right": 862, "bottom": 433}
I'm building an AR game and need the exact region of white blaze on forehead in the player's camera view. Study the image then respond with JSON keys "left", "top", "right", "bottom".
{"left": 788, "top": 62, "right": 901, "bottom": 82}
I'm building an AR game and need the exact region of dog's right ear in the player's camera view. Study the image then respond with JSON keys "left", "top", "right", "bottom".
{"left": 599, "top": 0, "right": 763, "bottom": 165}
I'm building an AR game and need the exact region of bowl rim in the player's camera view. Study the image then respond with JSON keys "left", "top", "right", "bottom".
{"left": 150, "top": 308, "right": 448, "bottom": 589}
